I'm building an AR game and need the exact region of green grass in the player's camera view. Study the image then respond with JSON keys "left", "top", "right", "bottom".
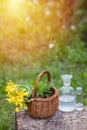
{"left": 0, "top": 84, "right": 14, "bottom": 129}
{"left": 0, "top": 101, "right": 14, "bottom": 130}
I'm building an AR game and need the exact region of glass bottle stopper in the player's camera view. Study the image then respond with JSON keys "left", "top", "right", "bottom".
{"left": 61, "top": 74, "right": 72, "bottom": 86}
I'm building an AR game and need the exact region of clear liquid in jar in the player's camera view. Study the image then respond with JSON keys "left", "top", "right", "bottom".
{"left": 59, "top": 95, "right": 76, "bottom": 112}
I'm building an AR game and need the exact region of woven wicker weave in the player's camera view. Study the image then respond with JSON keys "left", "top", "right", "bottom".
{"left": 26, "top": 70, "right": 58, "bottom": 118}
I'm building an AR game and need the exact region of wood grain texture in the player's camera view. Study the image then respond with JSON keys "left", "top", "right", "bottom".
{"left": 15, "top": 107, "right": 87, "bottom": 130}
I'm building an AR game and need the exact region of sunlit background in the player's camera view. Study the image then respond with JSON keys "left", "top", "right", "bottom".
{"left": 0, "top": 0, "right": 77, "bottom": 65}
{"left": 0, "top": 0, "right": 87, "bottom": 80}
{"left": 0, "top": 0, "right": 87, "bottom": 75}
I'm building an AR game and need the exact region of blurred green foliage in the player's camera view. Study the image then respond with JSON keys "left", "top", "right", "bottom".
{"left": 0, "top": 0, "right": 87, "bottom": 129}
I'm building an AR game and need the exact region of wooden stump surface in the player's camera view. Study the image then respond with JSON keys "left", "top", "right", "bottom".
{"left": 15, "top": 107, "right": 87, "bottom": 130}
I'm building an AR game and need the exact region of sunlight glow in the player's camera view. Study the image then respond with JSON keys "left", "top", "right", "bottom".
{"left": 7, "top": 0, "right": 25, "bottom": 16}
{"left": 9, "top": 0, "right": 23, "bottom": 9}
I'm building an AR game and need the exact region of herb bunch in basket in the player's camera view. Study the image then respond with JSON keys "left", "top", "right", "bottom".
{"left": 5, "top": 70, "right": 58, "bottom": 118}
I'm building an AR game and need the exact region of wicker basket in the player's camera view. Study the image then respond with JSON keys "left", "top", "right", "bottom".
{"left": 26, "top": 70, "right": 58, "bottom": 118}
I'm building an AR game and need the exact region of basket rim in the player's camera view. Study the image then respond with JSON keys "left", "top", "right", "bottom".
{"left": 32, "top": 86, "right": 58, "bottom": 101}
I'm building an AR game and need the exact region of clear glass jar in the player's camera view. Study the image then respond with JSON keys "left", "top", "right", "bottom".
{"left": 76, "top": 87, "right": 83, "bottom": 111}
{"left": 59, "top": 74, "right": 76, "bottom": 112}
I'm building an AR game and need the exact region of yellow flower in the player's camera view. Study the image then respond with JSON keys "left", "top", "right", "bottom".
{"left": 5, "top": 82, "right": 17, "bottom": 93}
{"left": 23, "top": 92, "right": 28, "bottom": 96}
{"left": 6, "top": 96, "right": 16, "bottom": 103}
{"left": 14, "top": 97, "right": 24, "bottom": 106}
{"left": 15, "top": 107, "right": 20, "bottom": 112}
{"left": 5, "top": 81, "right": 31, "bottom": 112}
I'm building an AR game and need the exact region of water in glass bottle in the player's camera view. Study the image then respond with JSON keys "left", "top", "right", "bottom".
{"left": 59, "top": 74, "right": 76, "bottom": 112}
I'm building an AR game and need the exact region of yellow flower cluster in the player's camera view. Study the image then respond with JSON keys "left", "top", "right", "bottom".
{"left": 5, "top": 81, "right": 29, "bottom": 112}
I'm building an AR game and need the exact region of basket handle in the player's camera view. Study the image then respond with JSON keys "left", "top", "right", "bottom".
{"left": 32, "top": 70, "right": 51, "bottom": 98}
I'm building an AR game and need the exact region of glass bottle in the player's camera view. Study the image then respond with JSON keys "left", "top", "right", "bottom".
{"left": 59, "top": 74, "right": 76, "bottom": 112}
{"left": 76, "top": 87, "right": 83, "bottom": 111}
